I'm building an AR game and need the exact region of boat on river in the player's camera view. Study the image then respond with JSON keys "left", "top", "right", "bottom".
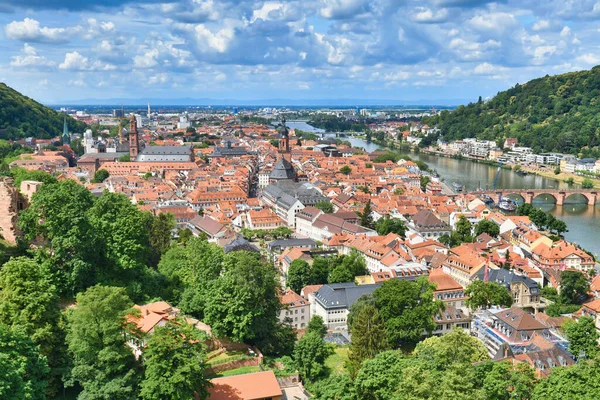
{"left": 516, "top": 170, "right": 528, "bottom": 176}
{"left": 498, "top": 197, "right": 517, "bottom": 212}
{"left": 452, "top": 182, "right": 464, "bottom": 192}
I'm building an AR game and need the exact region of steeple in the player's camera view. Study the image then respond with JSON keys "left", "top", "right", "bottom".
{"left": 278, "top": 116, "right": 290, "bottom": 162}
{"left": 62, "top": 116, "right": 70, "bottom": 145}
{"left": 129, "top": 114, "right": 139, "bottom": 160}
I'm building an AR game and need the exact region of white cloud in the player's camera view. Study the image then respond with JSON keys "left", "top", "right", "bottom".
{"left": 10, "top": 43, "right": 55, "bottom": 68}
{"left": 194, "top": 24, "right": 235, "bottom": 53}
{"left": 560, "top": 26, "right": 571, "bottom": 36}
{"left": 59, "top": 51, "right": 116, "bottom": 71}
{"left": 411, "top": 7, "right": 449, "bottom": 23}
{"left": 532, "top": 20, "right": 550, "bottom": 31}
{"left": 577, "top": 53, "right": 600, "bottom": 64}
{"left": 5, "top": 18, "right": 68, "bottom": 43}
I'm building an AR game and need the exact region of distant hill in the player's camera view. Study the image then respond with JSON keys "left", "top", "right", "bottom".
{"left": 421, "top": 66, "right": 600, "bottom": 157}
{"left": 0, "top": 83, "right": 87, "bottom": 140}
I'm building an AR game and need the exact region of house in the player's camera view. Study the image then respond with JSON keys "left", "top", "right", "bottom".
{"left": 428, "top": 268, "right": 467, "bottom": 310}
{"left": 530, "top": 241, "right": 595, "bottom": 271}
{"left": 574, "top": 298, "right": 600, "bottom": 336}
{"left": 247, "top": 208, "right": 286, "bottom": 230}
{"left": 432, "top": 305, "right": 472, "bottom": 335}
{"left": 409, "top": 209, "right": 451, "bottom": 240}
{"left": 187, "top": 215, "right": 232, "bottom": 245}
{"left": 295, "top": 207, "right": 375, "bottom": 242}
{"left": 208, "top": 371, "right": 283, "bottom": 400}
{"left": 310, "top": 283, "right": 381, "bottom": 329}
{"left": 278, "top": 289, "right": 311, "bottom": 329}
{"left": 473, "top": 307, "right": 567, "bottom": 358}
{"left": 473, "top": 268, "right": 548, "bottom": 314}
{"left": 441, "top": 244, "right": 490, "bottom": 288}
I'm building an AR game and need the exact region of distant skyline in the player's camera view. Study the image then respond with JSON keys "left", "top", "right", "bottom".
{"left": 0, "top": 0, "right": 598, "bottom": 104}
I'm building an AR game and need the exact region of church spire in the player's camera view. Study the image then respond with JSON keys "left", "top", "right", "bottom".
{"left": 62, "top": 116, "right": 70, "bottom": 145}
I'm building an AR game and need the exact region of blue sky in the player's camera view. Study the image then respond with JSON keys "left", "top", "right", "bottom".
{"left": 0, "top": 0, "right": 599, "bottom": 104}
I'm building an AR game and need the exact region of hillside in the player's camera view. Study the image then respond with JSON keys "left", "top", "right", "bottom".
{"left": 0, "top": 83, "right": 87, "bottom": 140}
{"left": 421, "top": 66, "right": 600, "bottom": 157}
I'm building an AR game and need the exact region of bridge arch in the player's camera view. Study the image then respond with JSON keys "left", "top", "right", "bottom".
{"left": 504, "top": 193, "right": 525, "bottom": 204}
{"left": 531, "top": 193, "right": 557, "bottom": 204}
{"left": 564, "top": 193, "right": 592, "bottom": 205}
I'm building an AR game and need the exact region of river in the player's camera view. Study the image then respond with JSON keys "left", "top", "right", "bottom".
{"left": 307, "top": 129, "right": 600, "bottom": 256}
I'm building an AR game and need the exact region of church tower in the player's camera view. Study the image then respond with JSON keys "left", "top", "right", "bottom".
{"left": 129, "top": 114, "right": 139, "bottom": 160}
{"left": 278, "top": 117, "right": 291, "bottom": 162}
{"left": 269, "top": 117, "right": 296, "bottom": 183}
{"left": 62, "top": 116, "right": 70, "bottom": 145}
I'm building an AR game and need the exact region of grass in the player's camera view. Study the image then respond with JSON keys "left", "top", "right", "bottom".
{"left": 325, "top": 346, "right": 350, "bottom": 375}
{"left": 213, "top": 366, "right": 262, "bottom": 377}
{"left": 206, "top": 350, "right": 251, "bottom": 366}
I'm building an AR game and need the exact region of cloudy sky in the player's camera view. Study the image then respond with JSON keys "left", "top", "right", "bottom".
{"left": 0, "top": 0, "right": 598, "bottom": 104}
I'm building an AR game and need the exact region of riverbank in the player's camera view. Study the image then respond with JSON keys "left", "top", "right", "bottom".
{"left": 519, "top": 165, "right": 600, "bottom": 190}
{"left": 419, "top": 147, "right": 600, "bottom": 189}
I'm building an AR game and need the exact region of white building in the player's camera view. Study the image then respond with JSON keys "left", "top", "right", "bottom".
{"left": 279, "top": 289, "right": 311, "bottom": 330}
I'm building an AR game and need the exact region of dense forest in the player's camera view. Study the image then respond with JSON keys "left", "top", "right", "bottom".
{"left": 421, "top": 66, "right": 600, "bottom": 157}
{"left": 0, "top": 83, "right": 87, "bottom": 140}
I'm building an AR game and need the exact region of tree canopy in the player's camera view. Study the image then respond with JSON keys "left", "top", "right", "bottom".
{"left": 465, "top": 280, "right": 513, "bottom": 310}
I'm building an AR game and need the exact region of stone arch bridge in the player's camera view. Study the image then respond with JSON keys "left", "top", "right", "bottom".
{"left": 472, "top": 189, "right": 599, "bottom": 206}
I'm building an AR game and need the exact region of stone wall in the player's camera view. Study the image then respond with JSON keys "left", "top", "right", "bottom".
{"left": 0, "top": 178, "right": 21, "bottom": 244}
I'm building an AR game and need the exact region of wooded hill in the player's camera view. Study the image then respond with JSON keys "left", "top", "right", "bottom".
{"left": 421, "top": 66, "right": 600, "bottom": 157}
{"left": 0, "top": 83, "right": 87, "bottom": 140}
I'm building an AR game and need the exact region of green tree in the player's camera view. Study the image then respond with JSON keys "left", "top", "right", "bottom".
{"left": 309, "top": 257, "right": 330, "bottom": 285}
{"left": 339, "top": 165, "right": 352, "bottom": 175}
{"left": 306, "top": 315, "right": 328, "bottom": 338}
{"left": 149, "top": 212, "right": 176, "bottom": 267}
{"left": 292, "top": 331, "right": 333, "bottom": 381}
{"left": 582, "top": 178, "right": 594, "bottom": 189}
{"left": 532, "top": 359, "right": 600, "bottom": 399}
{"left": 159, "top": 238, "right": 224, "bottom": 318}
{"left": 328, "top": 251, "right": 367, "bottom": 284}
{"left": 374, "top": 277, "right": 442, "bottom": 346}
{"left": 347, "top": 293, "right": 377, "bottom": 328}
{"left": 474, "top": 219, "right": 500, "bottom": 237}
{"left": 550, "top": 219, "right": 568, "bottom": 235}
{"left": 420, "top": 175, "right": 431, "bottom": 191}
{"left": 559, "top": 270, "right": 589, "bottom": 304}
{"left": 455, "top": 215, "right": 473, "bottom": 241}
{"left": 0, "top": 324, "right": 49, "bottom": 400}
{"left": 465, "top": 280, "right": 513, "bottom": 310}
{"left": 311, "top": 373, "right": 355, "bottom": 400}
{"left": 414, "top": 328, "right": 488, "bottom": 370}
{"left": 204, "top": 252, "right": 281, "bottom": 348}
{"left": 9, "top": 167, "right": 57, "bottom": 188}
{"left": 374, "top": 217, "right": 407, "bottom": 237}
{"left": 287, "top": 259, "right": 311, "bottom": 294}
{"left": 566, "top": 177, "right": 575, "bottom": 185}
{"left": 140, "top": 320, "right": 210, "bottom": 400}
{"left": 19, "top": 179, "right": 99, "bottom": 294}
{"left": 358, "top": 200, "right": 374, "bottom": 229}
{"left": 118, "top": 154, "right": 130, "bottom": 162}
{"left": 554, "top": 166, "right": 561, "bottom": 175}
{"left": 88, "top": 192, "right": 151, "bottom": 278}
{"left": 0, "top": 257, "right": 66, "bottom": 396}
{"left": 92, "top": 169, "right": 110, "bottom": 183}
{"left": 65, "top": 285, "right": 140, "bottom": 399}
{"left": 315, "top": 200, "right": 334, "bottom": 214}
{"left": 564, "top": 316, "right": 600, "bottom": 359}
{"left": 348, "top": 305, "right": 389, "bottom": 375}
{"left": 177, "top": 228, "right": 193, "bottom": 245}
{"left": 353, "top": 350, "right": 405, "bottom": 400}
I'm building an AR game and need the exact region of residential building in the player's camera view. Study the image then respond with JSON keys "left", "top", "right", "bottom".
{"left": 279, "top": 289, "right": 311, "bottom": 329}
{"left": 409, "top": 209, "right": 451, "bottom": 240}
{"left": 310, "top": 283, "right": 381, "bottom": 329}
